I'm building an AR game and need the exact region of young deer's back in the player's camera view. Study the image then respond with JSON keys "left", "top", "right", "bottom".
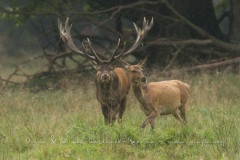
{"left": 138, "top": 80, "right": 190, "bottom": 115}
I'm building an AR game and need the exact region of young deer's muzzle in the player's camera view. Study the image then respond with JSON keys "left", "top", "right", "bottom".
{"left": 141, "top": 76, "right": 147, "bottom": 83}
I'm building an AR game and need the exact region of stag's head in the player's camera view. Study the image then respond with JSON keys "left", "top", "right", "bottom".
{"left": 88, "top": 38, "right": 126, "bottom": 85}
{"left": 94, "top": 62, "right": 115, "bottom": 84}
{"left": 57, "top": 17, "right": 153, "bottom": 76}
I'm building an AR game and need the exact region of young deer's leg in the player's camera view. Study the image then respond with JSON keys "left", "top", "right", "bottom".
{"left": 172, "top": 109, "right": 183, "bottom": 123}
{"left": 179, "top": 89, "right": 190, "bottom": 125}
{"left": 150, "top": 119, "right": 156, "bottom": 129}
{"left": 179, "top": 99, "right": 189, "bottom": 125}
{"left": 142, "top": 111, "right": 158, "bottom": 129}
{"left": 118, "top": 96, "right": 127, "bottom": 124}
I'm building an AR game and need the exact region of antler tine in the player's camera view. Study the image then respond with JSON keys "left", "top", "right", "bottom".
{"left": 80, "top": 42, "right": 96, "bottom": 60}
{"left": 121, "top": 17, "right": 153, "bottom": 58}
{"left": 108, "top": 38, "right": 121, "bottom": 62}
{"left": 65, "top": 17, "right": 71, "bottom": 36}
{"left": 87, "top": 38, "right": 104, "bottom": 63}
{"left": 143, "top": 17, "right": 154, "bottom": 32}
{"left": 113, "top": 41, "right": 127, "bottom": 61}
{"left": 58, "top": 18, "right": 96, "bottom": 61}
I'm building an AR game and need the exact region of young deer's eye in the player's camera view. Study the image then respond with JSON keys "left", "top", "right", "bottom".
{"left": 132, "top": 70, "right": 137, "bottom": 73}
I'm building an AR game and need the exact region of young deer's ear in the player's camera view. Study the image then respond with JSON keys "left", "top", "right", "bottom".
{"left": 124, "top": 65, "right": 130, "bottom": 70}
{"left": 138, "top": 55, "right": 148, "bottom": 67}
{"left": 120, "top": 59, "right": 130, "bottom": 70}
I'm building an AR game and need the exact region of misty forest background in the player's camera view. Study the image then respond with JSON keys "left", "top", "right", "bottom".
{"left": 0, "top": 0, "right": 240, "bottom": 88}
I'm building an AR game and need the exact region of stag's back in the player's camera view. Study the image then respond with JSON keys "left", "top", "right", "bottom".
{"left": 114, "top": 68, "right": 131, "bottom": 97}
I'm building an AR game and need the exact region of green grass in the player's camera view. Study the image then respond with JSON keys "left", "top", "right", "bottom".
{"left": 0, "top": 70, "right": 240, "bottom": 159}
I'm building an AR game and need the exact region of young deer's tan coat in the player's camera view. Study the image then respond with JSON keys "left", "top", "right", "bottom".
{"left": 125, "top": 59, "right": 190, "bottom": 129}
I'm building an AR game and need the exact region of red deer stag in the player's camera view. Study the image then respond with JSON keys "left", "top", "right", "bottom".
{"left": 58, "top": 17, "right": 153, "bottom": 124}
{"left": 123, "top": 57, "right": 190, "bottom": 129}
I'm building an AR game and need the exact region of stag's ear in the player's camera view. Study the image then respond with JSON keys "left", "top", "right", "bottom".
{"left": 138, "top": 56, "right": 148, "bottom": 67}
{"left": 91, "top": 61, "right": 99, "bottom": 70}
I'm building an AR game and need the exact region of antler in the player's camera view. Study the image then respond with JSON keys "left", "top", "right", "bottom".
{"left": 87, "top": 37, "right": 127, "bottom": 63}
{"left": 86, "top": 37, "right": 104, "bottom": 63}
{"left": 58, "top": 17, "right": 153, "bottom": 64}
{"left": 108, "top": 39, "right": 126, "bottom": 63}
{"left": 58, "top": 17, "right": 96, "bottom": 61}
{"left": 105, "top": 17, "right": 153, "bottom": 63}
{"left": 58, "top": 17, "right": 126, "bottom": 64}
{"left": 120, "top": 17, "right": 154, "bottom": 58}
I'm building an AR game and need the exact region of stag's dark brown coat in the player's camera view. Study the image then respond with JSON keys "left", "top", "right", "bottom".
{"left": 95, "top": 67, "right": 131, "bottom": 123}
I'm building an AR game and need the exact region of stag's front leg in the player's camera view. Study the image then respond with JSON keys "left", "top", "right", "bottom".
{"left": 141, "top": 111, "right": 158, "bottom": 129}
{"left": 110, "top": 105, "right": 119, "bottom": 124}
{"left": 101, "top": 105, "right": 110, "bottom": 124}
{"left": 118, "top": 96, "right": 127, "bottom": 123}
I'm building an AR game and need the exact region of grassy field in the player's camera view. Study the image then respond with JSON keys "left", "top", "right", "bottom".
{"left": 0, "top": 59, "right": 240, "bottom": 159}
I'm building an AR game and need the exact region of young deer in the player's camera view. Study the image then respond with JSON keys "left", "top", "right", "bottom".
{"left": 58, "top": 17, "right": 153, "bottom": 124}
{"left": 124, "top": 58, "right": 190, "bottom": 129}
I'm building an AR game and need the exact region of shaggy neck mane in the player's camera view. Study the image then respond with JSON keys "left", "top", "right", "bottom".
{"left": 96, "top": 72, "right": 119, "bottom": 103}
{"left": 99, "top": 82, "right": 112, "bottom": 97}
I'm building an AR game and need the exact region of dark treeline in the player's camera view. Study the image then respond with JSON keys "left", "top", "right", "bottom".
{"left": 0, "top": 0, "right": 240, "bottom": 87}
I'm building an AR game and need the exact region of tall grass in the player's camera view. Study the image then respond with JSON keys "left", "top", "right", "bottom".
{"left": 0, "top": 71, "right": 240, "bottom": 159}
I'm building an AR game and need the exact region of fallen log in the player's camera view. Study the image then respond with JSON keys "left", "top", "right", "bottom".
{"left": 179, "top": 56, "right": 240, "bottom": 72}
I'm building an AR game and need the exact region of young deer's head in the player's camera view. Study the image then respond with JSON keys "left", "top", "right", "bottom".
{"left": 123, "top": 57, "right": 148, "bottom": 84}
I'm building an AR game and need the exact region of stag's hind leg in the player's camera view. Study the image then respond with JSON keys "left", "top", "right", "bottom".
{"left": 118, "top": 96, "right": 127, "bottom": 123}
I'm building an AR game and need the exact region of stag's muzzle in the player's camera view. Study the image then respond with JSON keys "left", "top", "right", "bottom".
{"left": 101, "top": 73, "right": 111, "bottom": 82}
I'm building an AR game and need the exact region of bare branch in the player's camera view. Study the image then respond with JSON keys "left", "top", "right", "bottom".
{"left": 162, "top": 48, "right": 182, "bottom": 72}
{"left": 163, "top": 0, "right": 240, "bottom": 54}
{"left": 179, "top": 57, "right": 240, "bottom": 72}
{"left": 83, "top": 1, "right": 163, "bottom": 15}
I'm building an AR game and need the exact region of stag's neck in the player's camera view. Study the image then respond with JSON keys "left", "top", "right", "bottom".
{"left": 98, "top": 82, "right": 113, "bottom": 96}
{"left": 96, "top": 74, "right": 119, "bottom": 104}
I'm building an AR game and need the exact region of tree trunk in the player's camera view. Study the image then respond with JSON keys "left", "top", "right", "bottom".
{"left": 231, "top": 0, "right": 240, "bottom": 41}
{"left": 187, "top": 0, "right": 227, "bottom": 41}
